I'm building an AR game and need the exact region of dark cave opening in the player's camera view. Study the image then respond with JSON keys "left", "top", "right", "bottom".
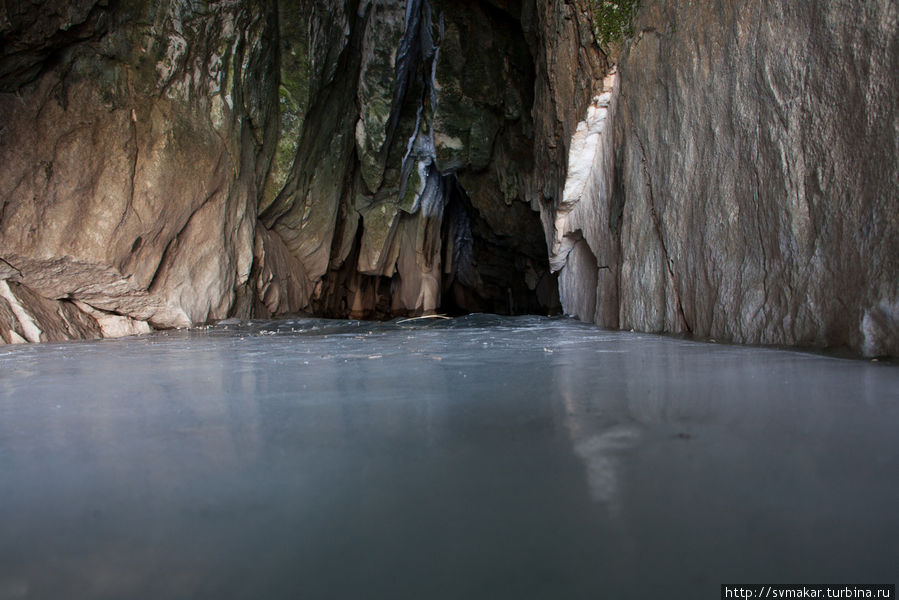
{"left": 310, "top": 173, "right": 559, "bottom": 321}
{"left": 439, "top": 176, "right": 560, "bottom": 317}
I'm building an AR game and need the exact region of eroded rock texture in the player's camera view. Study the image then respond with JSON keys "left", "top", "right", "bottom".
{"left": 4, "top": 0, "right": 893, "bottom": 356}
{"left": 0, "top": 1, "right": 278, "bottom": 341}
{"left": 0, "top": 0, "right": 605, "bottom": 342}
{"left": 256, "top": 0, "right": 605, "bottom": 320}
{"left": 551, "top": 0, "right": 898, "bottom": 356}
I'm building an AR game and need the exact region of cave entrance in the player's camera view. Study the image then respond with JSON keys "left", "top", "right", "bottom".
{"left": 439, "top": 175, "right": 560, "bottom": 317}
{"left": 312, "top": 173, "right": 559, "bottom": 321}
{"left": 303, "top": 0, "right": 557, "bottom": 321}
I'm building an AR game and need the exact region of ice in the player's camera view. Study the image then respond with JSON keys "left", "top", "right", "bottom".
{"left": 0, "top": 315, "right": 897, "bottom": 598}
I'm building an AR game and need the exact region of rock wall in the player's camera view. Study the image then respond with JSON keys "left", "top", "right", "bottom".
{"left": 3, "top": 0, "right": 894, "bottom": 357}
{"left": 0, "top": 0, "right": 279, "bottom": 341}
{"left": 256, "top": 0, "right": 605, "bottom": 320}
{"left": 0, "top": 0, "right": 604, "bottom": 342}
{"left": 551, "top": 0, "right": 898, "bottom": 357}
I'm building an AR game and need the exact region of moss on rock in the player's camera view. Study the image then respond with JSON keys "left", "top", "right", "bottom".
{"left": 590, "top": 0, "right": 639, "bottom": 49}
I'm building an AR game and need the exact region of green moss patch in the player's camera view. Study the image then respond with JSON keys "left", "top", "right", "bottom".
{"left": 590, "top": 0, "right": 639, "bottom": 48}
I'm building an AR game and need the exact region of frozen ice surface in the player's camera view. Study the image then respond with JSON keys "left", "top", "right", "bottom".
{"left": 1, "top": 315, "right": 897, "bottom": 599}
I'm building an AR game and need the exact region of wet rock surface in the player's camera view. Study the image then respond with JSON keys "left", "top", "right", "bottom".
{"left": 274, "top": 0, "right": 601, "bottom": 320}
{"left": 249, "top": 0, "right": 606, "bottom": 321}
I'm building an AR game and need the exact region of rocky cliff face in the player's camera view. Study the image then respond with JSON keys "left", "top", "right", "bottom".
{"left": 0, "top": 0, "right": 603, "bottom": 343}
{"left": 1, "top": 0, "right": 896, "bottom": 356}
{"left": 0, "top": 0, "right": 279, "bottom": 341}
{"left": 550, "top": 0, "right": 898, "bottom": 357}
{"left": 256, "top": 0, "right": 604, "bottom": 320}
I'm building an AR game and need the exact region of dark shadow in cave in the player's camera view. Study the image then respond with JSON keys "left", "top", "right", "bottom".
{"left": 440, "top": 175, "right": 560, "bottom": 317}
{"left": 310, "top": 173, "right": 558, "bottom": 321}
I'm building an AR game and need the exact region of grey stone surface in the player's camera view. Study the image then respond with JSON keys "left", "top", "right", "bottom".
{"left": 551, "top": 0, "right": 899, "bottom": 356}
{"left": 618, "top": 0, "right": 898, "bottom": 356}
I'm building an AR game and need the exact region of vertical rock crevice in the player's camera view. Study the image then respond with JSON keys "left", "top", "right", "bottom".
{"left": 548, "top": 69, "right": 619, "bottom": 326}
{"left": 631, "top": 124, "right": 692, "bottom": 335}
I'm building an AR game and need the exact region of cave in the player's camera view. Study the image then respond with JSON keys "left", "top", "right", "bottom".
{"left": 311, "top": 171, "right": 560, "bottom": 320}
{"left": 0, "top": 0, "right": 897, "bottom": 597}
{"left": 255, "top": 0, "right": 558, "bottom": 321}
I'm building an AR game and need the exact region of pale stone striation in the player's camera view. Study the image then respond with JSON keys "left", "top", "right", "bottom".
{"left": 549, "top": 0, "right": 899, "bottom": 356}
{"left": 550, "top": 70, "right": 620, "bottom": 325}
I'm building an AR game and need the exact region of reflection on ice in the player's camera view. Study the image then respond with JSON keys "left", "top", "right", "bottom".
{"left": 566, "top": 419, "right": 640, "bottom": 512}
{"left": 0, "top": 314, "right": 897, "bottom": 599}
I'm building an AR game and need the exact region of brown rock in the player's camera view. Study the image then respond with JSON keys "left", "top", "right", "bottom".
{"left": 0, "top": 0, "right": 278, "bottom": 330}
